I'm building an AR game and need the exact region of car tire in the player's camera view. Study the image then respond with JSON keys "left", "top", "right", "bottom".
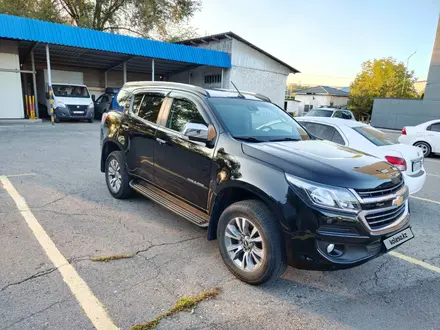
{"left": 54, "top": 116, "right": 60, "bottom": 123}
{"left": 88, "top": 117, "right": 94, "bottom": 123}
{"left": 414, "top": 141, "right": 431, "bottom": 157}
{"left": 105, "top": 151, "right": 132, "bottom": 199}
{"left": 217, "top": 200, "right": 287, "bottom": 285}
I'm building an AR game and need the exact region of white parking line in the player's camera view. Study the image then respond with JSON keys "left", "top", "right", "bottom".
{"left": 390, "top": 251, "right": 440, "bottom": 274}
{"left": 410, "top": 195, "right": 440, "bottom": 205}
{"left": 2, "top": 173, "right": 36, "bottom": 178}
{"left": 0, "top": 176, "right": 118, "bottom": 330}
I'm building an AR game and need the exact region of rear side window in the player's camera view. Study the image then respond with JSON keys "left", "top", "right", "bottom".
{"left": 306, "top": 109, "right": 333, "bottom": 117}
{"left": 132, "top": 93, "right": 164, "bottom": 123}
{"left": 352, "top": 126, "right": 397, "bottom": 146}
{"left": 304, "top": 122, "right": 345, "bottom": 145}
{"left": 333, "top": 111, "right": 353, "bottom": 119}
{"left": 427, "top": 123, "right": 440, "bottom": 132}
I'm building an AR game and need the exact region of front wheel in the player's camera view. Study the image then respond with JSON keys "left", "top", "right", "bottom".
{"left": 105, "top": 151, "right": 132, "bottom": 199}
{"left": 217, "top": 200, "right": 287, "bottom": 285}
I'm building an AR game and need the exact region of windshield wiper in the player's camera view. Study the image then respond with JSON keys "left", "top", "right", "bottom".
{"left": 233, "top": 136, "right": 264, "bottom": 143}
{"left": 268, "top": 137, "right": 301, "bottom": 142}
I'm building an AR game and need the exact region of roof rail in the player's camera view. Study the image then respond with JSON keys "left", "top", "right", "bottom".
{"left": 212, "top": 88, "right": 271, "bottom": 102}
{"left": 122, "top": 81, "right": 210, "bottom": 96}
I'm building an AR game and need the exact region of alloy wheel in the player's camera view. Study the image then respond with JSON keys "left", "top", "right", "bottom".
{"left": 107, "top": 158, "right": 122, "bottom": 193}
{"left": 224, "top": 217, "right": 265, "bottom": 272}
{"left": 415, "top": 143, "right": 429, "bottom": 156}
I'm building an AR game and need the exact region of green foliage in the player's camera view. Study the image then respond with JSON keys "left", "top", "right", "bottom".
{"left": 0, "top": 0, "right": 200, "bottom": 41}
{"left": 131, "top": 287, "right": 221, "bottom": 330}
{"left": 348, "top": 57, "right": 418, "bottom": 115}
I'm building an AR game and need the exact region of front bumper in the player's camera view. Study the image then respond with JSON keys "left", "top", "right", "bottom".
{"left": 283, "top": 188, "right": 411, "bottom": 271}
{"left": 55, "top": 106, "right": 94, "bottom": 120}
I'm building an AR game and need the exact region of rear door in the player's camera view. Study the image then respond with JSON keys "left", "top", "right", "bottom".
{"left": 426, "top": 122, "right": 440, "bottom": 153}
{"left": 124, "top": 90, "right": 167, "bottom": 182}
{"left": 153, "top": 91, "right": 214, "bottom": 209}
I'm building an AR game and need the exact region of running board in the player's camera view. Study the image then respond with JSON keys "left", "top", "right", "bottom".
{"left": 129, "top": 179, "right": 209, "bottom": 227}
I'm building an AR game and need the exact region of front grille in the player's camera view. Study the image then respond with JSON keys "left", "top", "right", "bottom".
{"left": 364, "top": 203, "right": 405, "bottom": 230}
{"left": 355, "top": 180, "right": 404, "bottom": 199}
{"left": 68, "top": 105, "right": 88, "bottom": 116}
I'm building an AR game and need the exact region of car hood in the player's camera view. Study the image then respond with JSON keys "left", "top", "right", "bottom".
{"left": 242, "top": 140, "right": 403, "bottom": 190}
{"left": 55, "top": 96, "right": 93, "bottom": 107}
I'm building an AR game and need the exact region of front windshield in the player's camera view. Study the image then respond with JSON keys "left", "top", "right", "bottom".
{"left": 53, "top": 85, "right": 90, "bottom": 98}
{"left": 353, "top": 126, "right": 398, "bottom": 146}
{"left": 306, "top": 109, "right": 333, "bottom": 117}
{"left": 208, "top": 98, "right": 310, "bottom": 142}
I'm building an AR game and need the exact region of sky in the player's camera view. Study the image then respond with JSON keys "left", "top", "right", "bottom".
{"left": 190, "top": 0, "right": 440, "bottom": 87}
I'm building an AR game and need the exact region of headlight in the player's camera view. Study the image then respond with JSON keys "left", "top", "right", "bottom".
{"left": 57, "top": 102, "right": 66, "bottom": 108}
{"left": 88, "top": 102, "right": 94, "bottom": 109}
{"left": 285, "top": 173, "right": 360, "bottom": 213}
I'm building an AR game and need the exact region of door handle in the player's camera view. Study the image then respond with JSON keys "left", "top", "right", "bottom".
{"left": 121, "top": 124, "right": 129, "bottom": 131}
{"left": 156, "top": 138, "right": 167, "bottom": 145}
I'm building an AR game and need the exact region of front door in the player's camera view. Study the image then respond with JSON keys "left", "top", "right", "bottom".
{"left": 426, "top": 122, "right": 440, "bottom": 153}
{"left": 125, "top": 91, "right": 166, "bottom": 182}
{"left": 154, "top": 92, "right": 214, "bottom": 209}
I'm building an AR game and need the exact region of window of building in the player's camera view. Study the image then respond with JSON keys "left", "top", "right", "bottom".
{"left": 204, "top": 74, "right": 222, "bottom": 84}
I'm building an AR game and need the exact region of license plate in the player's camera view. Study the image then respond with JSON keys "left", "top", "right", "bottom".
{"left": 384, "top": 228, "right": 414, "bottom": 250}
{"left": 412, "top": 160, "right": 422, "bottom": 172}
{"left": 73, "top": 111, "right": 84, "bottom": 114}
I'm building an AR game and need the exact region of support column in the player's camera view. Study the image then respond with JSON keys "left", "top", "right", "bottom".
{"left": 221, "top": 69, "right": 224, "bottom": 89}
{"left": 123, "top": 62, "right": 127, "bottom": 84}
{"left": 31, "top": 50, "right": 39, "bottom": 118}
{"left": 152, "top": 59, "right": 155, "bottom": 81}
{"left": 45, "top": 44, "right": 54, "bottom": 125}
{"left": 104, "top": 71, "right": 108, "bottom": 88}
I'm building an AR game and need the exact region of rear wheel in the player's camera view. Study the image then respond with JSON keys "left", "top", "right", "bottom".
{"left": 414, "top": 141, "right": 431, "bottom": 157}
{"left": 105, "top": 151, "right": 131, "bottom": 199}
{"left": 217, "top": 200, "right": 286, "bottom": 285}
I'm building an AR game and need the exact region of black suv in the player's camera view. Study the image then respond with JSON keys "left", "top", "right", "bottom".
{"left": 100, "top": 82, "right": 413, "bottom": 285}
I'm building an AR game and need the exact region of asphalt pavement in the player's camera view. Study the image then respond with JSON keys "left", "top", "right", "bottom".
{"left": 0, "top": 122, "right": 439, "bottom": 329}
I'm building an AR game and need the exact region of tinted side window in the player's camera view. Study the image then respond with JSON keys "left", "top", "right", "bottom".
{"left": 101, "top": 95, "right": 110, "bottom": 103}
{"left": 133, "top": 93, "right": 164, "bottom": 123}
{"left": 333, "top": 111, "right": 343, "bottom": 118}
{"left": 166, "top": 98, "right": 206, "bottom": 133}
{"left": 429, "top": 123, "right": 440, "bottom": 132}
{"left": 312, "top": 123, "right": 337, "bottom": 141}
{"left": 342, "top": 111, "right": 353, "bottom": 119}
{"left": 332, "top": 130, "right": 345, "bottom": 145}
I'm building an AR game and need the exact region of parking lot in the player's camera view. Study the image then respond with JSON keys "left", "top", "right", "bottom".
{"left": 1, "top": 122, "right": 439, "bottom": 330}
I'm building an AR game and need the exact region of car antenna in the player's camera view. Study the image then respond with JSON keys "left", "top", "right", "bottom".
{"left": 231, "top": 81, "right": 245, "bottom": 98}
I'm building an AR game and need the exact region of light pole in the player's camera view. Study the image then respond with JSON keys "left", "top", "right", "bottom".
{"left": 401, "top": 50, "right": 417, "bottom": 97}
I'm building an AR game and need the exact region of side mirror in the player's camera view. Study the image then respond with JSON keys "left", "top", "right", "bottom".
{"left": 92, "top": 95, "right": 96, "bottom": 102}
{"left": 183, "top": 123, "right": 216, "bottom": 144}
{"left": 45, "top": 92, "right": 50, "bottom": 99}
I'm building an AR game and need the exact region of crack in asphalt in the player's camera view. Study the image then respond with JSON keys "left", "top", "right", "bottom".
{"left": 0, "top": 267, "right": 59, "bottom": 293}
{"left": 2, "top": 299, "right": 67, "bottom": 329}
{"left": 0, "top": 257, "right": 90, "bottom": 293}
{"left": 133, "top": 235, "right": 205, "bottom": 257}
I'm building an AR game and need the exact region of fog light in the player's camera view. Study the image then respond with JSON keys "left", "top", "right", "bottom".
{"left": 327, "top": 244, "right": 335, "bottom": 254}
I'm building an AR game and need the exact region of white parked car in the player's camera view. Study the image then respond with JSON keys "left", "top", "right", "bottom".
{"left": 296, "top": 117, "right": 426, "bottom": 194}
{"left": 304, "top": 108, "right": 356, "bottom": 120}
{"left": 398, "top": 120, "right": 440, "bottom": 157}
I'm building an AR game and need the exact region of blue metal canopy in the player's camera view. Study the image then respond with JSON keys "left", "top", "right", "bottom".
{"left": 0, "top": 14, "right": 231, "bottom": 68}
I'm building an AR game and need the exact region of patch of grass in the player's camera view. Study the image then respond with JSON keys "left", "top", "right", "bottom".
{"left": 131, "top": 287, "right": 221, "bottom": 330}
{"left": 90, "top": 254, "right": 135, "bottom": 262}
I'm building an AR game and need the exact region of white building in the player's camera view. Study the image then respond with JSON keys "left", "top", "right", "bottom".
{"left": 294, "top": 86, "right": 349, "bottom": 113}
{"left": 176, "top": 32, "right": 299, "bottom": 107}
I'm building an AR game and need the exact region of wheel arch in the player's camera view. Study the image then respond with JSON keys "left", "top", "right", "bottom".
{"left": 101, "top": 139, "right": 124, "bottom": 172}
{"left": 413, "top": 140, "right": 432, "bottom": 154}
{"left": 207, "top": 182, "right": 283, "bottom": 241}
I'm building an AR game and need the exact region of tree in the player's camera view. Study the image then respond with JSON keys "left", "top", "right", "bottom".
{"left": 0, "top": 0, "right": 200, "bottom": 41}
{"left": 348, "top": 57, "right": 418, "bottom": 116}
